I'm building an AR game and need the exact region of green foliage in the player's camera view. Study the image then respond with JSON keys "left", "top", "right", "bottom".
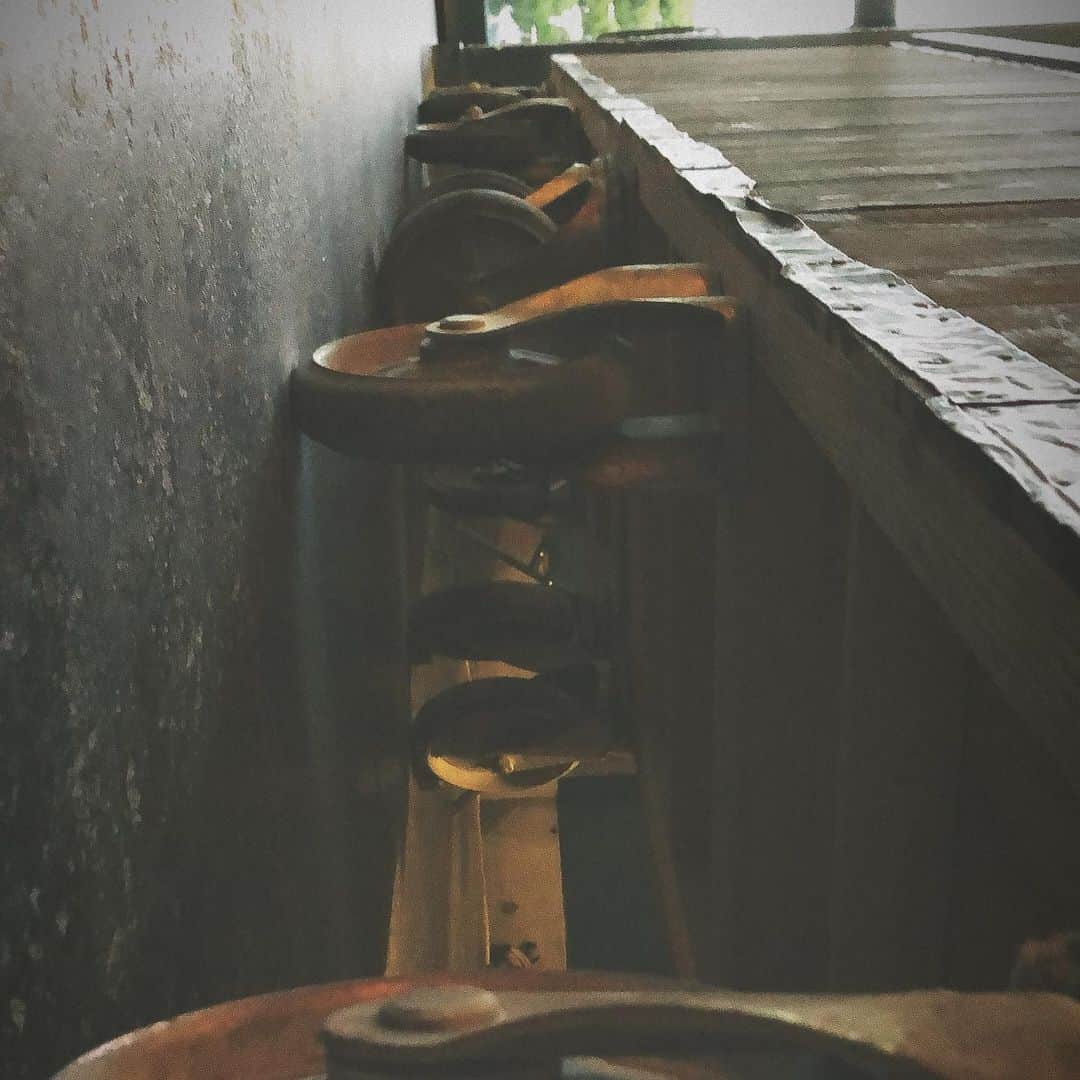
{"left": 497, "top": 0, "right": 575, "bottom": 43}
{"left": 659, "top": 0, "right": 694, "bottom": 25}
{"left": 581, "top": 0, "right": 613, "bottom": 37}
{"left": 614, "top": 0, "right": 659, "bottom": 30}
{"left": 489, "top": 0, "right": 693, "bottom": 41}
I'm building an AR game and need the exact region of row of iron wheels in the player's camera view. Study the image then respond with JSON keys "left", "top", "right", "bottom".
{"left": 293, "top": 78, "right": 739, "bottom": 801}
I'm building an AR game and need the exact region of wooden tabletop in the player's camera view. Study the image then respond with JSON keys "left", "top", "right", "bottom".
{"left": 584, "top": 43, "right": 1080, "bottom": 381}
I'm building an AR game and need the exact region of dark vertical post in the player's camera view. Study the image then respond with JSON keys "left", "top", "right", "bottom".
{"left": 438, "top": 0, "right": 488, "bottom": 44}
{"left": 828, "top": 504, "right": 966, "bottom": 990}
{"left": 853, "top": 0, "right": 896, "bottom": 28}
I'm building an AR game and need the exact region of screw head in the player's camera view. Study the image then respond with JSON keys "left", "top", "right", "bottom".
{"left": 377, "top": 985, "right": 504, "bottom": 1033}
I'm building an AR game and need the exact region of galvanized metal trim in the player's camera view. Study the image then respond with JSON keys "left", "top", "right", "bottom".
{"left": 911, "top": 31, "right": 1080, "bottom": 73}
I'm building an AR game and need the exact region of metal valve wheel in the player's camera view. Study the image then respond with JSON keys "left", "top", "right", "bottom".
{"left": 379, "top": 161, "right": 611, "bottom": 324}
{"left": 377, "top": 188, "right": 559, "bottom": 324}
{"left": 292, "top": 264, "right": 735, "bottom": 467}
{"left": 410, "top": 673, "right": 611, "bottom": 795}
{"left": 55, "top": 970, "right": 1080, "bottom": 1080}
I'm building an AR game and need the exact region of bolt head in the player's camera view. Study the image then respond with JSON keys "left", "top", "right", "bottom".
{"left": 438, "top": 313, "right": 486, "bottom": 332}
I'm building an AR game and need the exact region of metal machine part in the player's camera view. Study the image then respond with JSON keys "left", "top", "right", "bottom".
{"left": 422, "top": 463, "right": 574, "bottom": 524}
{"left": 55, "top": 970, "right": 1080, "bottom": 1079}
{"left": 418, "top": 83, "right": 545, "bottom": 124}
{"left": 411, "top": 672, "right": 614, "bottom": 795}
{"left": 291, "top": 264, "right": 736, "bottom": 469}
{"left": 322, "top": 982, "right": 1080, "bottom": 1079}
{"left": 405, "top": 98, "right": 588, "bottom": 183}
{"left": 379, "top": 159, "right": 615, "bottom": 325}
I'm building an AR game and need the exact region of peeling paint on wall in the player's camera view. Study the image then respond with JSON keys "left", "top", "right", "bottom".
{"left": 0, "top": 1, "right": 434, "bottom": 1074}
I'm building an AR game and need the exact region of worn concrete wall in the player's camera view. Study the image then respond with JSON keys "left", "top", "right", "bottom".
{"left": 0, "top": 1, "right": 434, "bottom": 1074}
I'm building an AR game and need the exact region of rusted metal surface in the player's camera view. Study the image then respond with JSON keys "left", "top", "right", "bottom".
{"left": 324, "top": 983, "right": 1080, "bottom": 1079}
{"left": 53, "top": 972, "right": 684, "bottom": 1080}
{"left": 291, "top": 266, "right": 737, "bottom": 465}
{"left": 418, "top": 83, "right": 544, "bottom": 124}
{"left": 427, "top": 263, "right": 723, "bottom": 333}
{"left": 57, "top": 969, "right": 1080, "bottom": 1079}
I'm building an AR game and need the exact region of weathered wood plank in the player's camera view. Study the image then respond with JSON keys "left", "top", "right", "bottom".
{"left": 663, "top": 98, "right": 1080, "bottom": 139}
{"left": 754, "top": 168, "right": 1080, "bottom": 214}
{"left": 961, "top": 305, "right": 1080, "bottom": 383}
{"left": 686, "top": 136, "right": 1080, "bottom": 179}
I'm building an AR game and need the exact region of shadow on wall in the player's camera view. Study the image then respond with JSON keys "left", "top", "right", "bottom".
{"left": 0, "top": 1, "right": 434, "bottom": 1075}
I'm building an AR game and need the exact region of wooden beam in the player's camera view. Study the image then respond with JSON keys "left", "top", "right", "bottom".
{"left": 710, "top": 349, "right": 851, "bottom": 991}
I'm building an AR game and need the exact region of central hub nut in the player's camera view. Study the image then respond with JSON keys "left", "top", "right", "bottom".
{"left": 438, "top": 313, "right": 487, "bottom": 332}
{"left": 377, "top": 985, "right": 504, "bottom": 1033}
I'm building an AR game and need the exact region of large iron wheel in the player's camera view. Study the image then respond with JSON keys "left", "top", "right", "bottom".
{"left": 291, "top": 325, "right": 630, "bottom": 464}
{"left": 377, "top": 188, "right": 557, "bottom": 325}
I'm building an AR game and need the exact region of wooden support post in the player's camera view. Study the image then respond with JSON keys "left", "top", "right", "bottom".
{"left": 853, "top": 0, "right": 896, "bottom": 29}
{"left": 624, "top": 492, "right": 698, "bottom": 978}
{"left": 828, "top": 504, "right": 967, "bottom": 990}
{"left": 710, "top": 358, "right": 851, "bottom": 991}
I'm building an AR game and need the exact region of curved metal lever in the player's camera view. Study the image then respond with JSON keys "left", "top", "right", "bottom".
{"left": 322, "top": 984, "right": 1080, "bottom": 1079}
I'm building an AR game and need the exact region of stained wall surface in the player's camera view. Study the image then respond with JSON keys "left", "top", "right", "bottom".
{"left": 0, "top": 1, "right": 434, "bottom": 1074}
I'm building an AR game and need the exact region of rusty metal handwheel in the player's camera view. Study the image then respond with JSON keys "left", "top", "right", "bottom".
{"left": 377, "top": 189, "right": 558, "bottom": 325}
{"left": 409, "top": 581, "right": 603, "bottom": 671}
{"left": 322, "top": 982, "right": 1080, "bottom": 1079}
{"left": 292, "top": 265, "right": 734, "bottom": 465}
{"left": 411, "top": 674, "right": 608, "bottom": 794}
{"left": 54, "top": 971, "right": 1080, "bottom": 1079}
{"left": 291, "top": 323, "right": 630, "bottom": 464}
